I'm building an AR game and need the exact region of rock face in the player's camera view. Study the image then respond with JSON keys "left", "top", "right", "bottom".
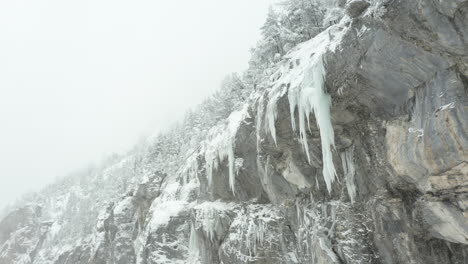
{"left": 1, "top": 0, "right": 467, "bottom": 263}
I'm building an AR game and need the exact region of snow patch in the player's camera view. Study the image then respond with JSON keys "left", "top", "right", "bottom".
{"left": 437, "top": 102, "right": 455, "bottom": 111}
{"left": 408, "top": 127, "right": 424, "bottom": 138}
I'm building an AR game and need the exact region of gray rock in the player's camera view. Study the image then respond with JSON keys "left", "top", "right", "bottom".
{"left": 1, "top": 0, "right": 467, "bottom": 263}
{"left": 346, "top": 0, "right": 370, "bottom": 18}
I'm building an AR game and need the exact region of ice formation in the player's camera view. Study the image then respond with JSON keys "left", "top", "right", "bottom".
{"left": 180, "top": 153, "right": 199, "bottom": 185}
{"left": 256, "top": 95, "right": 265, "bottom": 150}
{"left": 408, "top": 127, "right": 424, "bottom": 138}
{"left": 203, "top": 105, "right": 249, "bottom": 194}
{"left": 438, "top": 102, "right": 455, "bottom": 111}
{"left": 340, "top": 146, "right": 356, "bottom": 203}
{"left": 188, "top": 223, "right": 200, "bottom": 264}
{"left": 295, "top": 200, "right": 341, "bottom": 263}
{"left": 264, "top": 23, "right": 348, "bottom": 193}
{"left": 194, "top": 201, "right": 234, "bottom": 242}
{"left": 246, "top": 220, "right": 266, "bottom": 256}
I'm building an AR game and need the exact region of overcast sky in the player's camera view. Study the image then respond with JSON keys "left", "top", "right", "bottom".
{"left": 0, "top": 0, "right": 276, "bottom": 209}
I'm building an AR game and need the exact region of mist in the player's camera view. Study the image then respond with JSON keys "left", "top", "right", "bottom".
{"left": 0, "top": 0, "right": 276, "bottom": 209}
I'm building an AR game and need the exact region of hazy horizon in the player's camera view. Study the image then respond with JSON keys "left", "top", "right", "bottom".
{"left": 0, "top": 0, "right": 277, "bottom": 209}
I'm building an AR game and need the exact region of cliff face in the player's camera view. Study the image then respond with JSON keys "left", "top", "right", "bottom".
{"left": 1, "top": 0, "right": 467, "bottom": 263}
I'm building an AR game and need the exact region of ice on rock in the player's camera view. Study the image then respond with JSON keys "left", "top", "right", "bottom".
{"left": 256, "top": 95, "right": 265, "bottom": 150}
{"left": 246, "top": 220, "right": 266, "bottom": 256}
{"left": 180, "top": 153, "right": 199, "bottom": 185}
{"left": 340, "top": 146, "right": 356, "bottom": 203}
{"left": 194, "top": 201, "right": 234, "bottom": 242}
{"left": 203, "top": 105, "right": 249, "bottom": 194}
{"left": 147, "top": 179, "right": 195, "bottom": 231}
{"left": 408, "top": 127, "right": 424, "bottom": 138}
{"left": 265, "top": 94, "right": 280, "bottom": 145}
{"left": 437, "top": 102, "right": 455, "bottom": 111}
{"left": 263, "top": 22, "right": 348, "bottom": 193}
{"left": 188, "top": 223, "right": 200, "bottom": 264}
{"left": 295, "top": 200, "right": 342, "bottom": 263}
{"left": 234, "top": 158, "right": 244, "bottom": 176}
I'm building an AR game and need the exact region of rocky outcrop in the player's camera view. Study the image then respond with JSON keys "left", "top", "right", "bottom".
{"left": 0, "top": 0, "right": 467, "bottom": 263}
{"left": 0, "top": 205, "right": 46, "bottom": 264}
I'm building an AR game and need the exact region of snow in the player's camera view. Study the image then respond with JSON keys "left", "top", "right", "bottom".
{"left": 264, "top": 21, "right": 349, "bottom": 193}
{"left": 363, "top": 0, "right": 388, "bottom": 19}
{"left": 408, "top": 127, "right": 424, "bottom": 138}
{"left": 148, "top": 181, "right": 188, "bottom": 230}
{"left": 438, "top": 102, "right": 455, "bottom": 111}
{"left": 113, "top": 196, "right": 133, "bottom": 216}
{"left": 357, "top": 25, "right": 369, "bottom": 38}
{"left": 193, "top": 200, "right": 235, "bottom": 211}
{"left": 48, "top": 222, "right": 62, "bottom": 238}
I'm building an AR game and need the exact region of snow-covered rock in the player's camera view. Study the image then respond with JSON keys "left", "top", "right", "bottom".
{"left": 1, "top": 0, "right": 467, "bottom": 263}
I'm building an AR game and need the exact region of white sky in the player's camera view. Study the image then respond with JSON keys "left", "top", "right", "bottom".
{"left": 0, "top": 0, "right": 276, "bottom": 209}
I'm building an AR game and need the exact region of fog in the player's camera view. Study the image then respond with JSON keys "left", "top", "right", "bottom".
{"left": 0, "top": 0, "right": 276, "bottom": 209}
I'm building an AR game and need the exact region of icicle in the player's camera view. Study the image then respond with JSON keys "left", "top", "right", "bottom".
{"left": 246, "top": 219, "right": 267, "bottom": 257}
{"left": 256, "top": 96, "right": 265, "bottom": 150}
{"left": 246, "top": 220, "right": 254, "bottom": 256}
{"left": 265, "top": 94, "right": 279, "bottom": 145}
{"left": 188, "top": 223, "right": 199, "bottom": 263}
{"left": 340, "top": 146, "right": 356, "bottom": 203}
{"left": 204, "top": 106, "right": 248, "bottom": 194}
{"left": 228, "top": 143, "right": 235, "bottom": 195}
{"left": 206, "top": 152, "right": 214, "bottom": 188}
{"left": 296, "top": 199, "right": 303, "bottom": 226}
{"left": 296, "top": 53, "right": 336, "bottom": 193}
{"left": 203, "top": 207, "right": 216, "bottom": 241}
{"left": 328, "top": 202, "right": 339, "bottom": 238}
{"left": 257, "top": 221, "right": 265, "bottom": 246}
{"left": 262, "top": 25, "right": 347, "bottom": 193}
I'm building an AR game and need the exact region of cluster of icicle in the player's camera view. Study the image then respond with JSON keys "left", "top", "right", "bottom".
{"left": 263, "top": 23, "right": 347, "bottom": 193}
{"left": 203, "top": 105, "right": 249, "bottom": 195}
{"left": 295, "top": 199, "right": 340, "bottom": 263}
{"left": 245, "top": 220, "right": 266, "bottom": 257}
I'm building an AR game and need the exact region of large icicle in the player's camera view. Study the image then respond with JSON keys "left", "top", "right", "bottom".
{"left": 263, "top": 21, "right": 348, "bottom": 193}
